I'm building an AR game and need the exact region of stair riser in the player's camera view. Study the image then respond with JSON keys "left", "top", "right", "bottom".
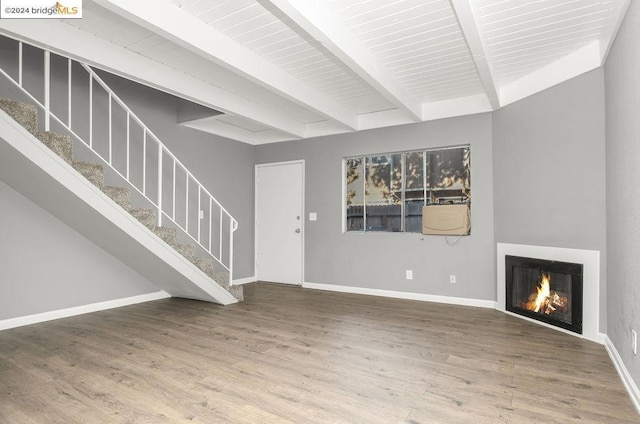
{"left": 194, "top": 258, "right": 214, "bottom": 278}
{"left": 228, "top": 286, "right": 244, "bottom": 302}
{"left": 174, "top": 244, "right": 196, "bottom": 262}
{"left": 153, "top": 227, "right": 177, "bottom": 246}
{"left": 213, "top": 271, "right": 230, "bottom": 286}
{"left": 130, "top": 208, "right": 155, "bottom": 230}
{"left": 102, "top": 186, "right": 131, "bottom": 210}
{"left": 37, "top": 132, "right": 73, "bottom": 164}
{"left": 0, "top": 99, "right": 38, "bottom": 134}
{"left": 73, "top": 162, "right": 104, "bottom": 188}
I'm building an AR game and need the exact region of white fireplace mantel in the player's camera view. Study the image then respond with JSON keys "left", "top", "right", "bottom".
{"left": 496, "top": 243, "right": 603, "bottom": 343}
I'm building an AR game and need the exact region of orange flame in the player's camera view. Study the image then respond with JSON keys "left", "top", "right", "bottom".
{"left": 532, "top": 273, "right": 551, "bottom": 313}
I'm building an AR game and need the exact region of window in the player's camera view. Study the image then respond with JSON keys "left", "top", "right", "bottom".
{"left": 345, "top": 145, "right": 470, "bottom": 233}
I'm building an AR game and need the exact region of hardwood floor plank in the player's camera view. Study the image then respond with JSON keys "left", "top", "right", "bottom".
{"left": 0, "top": 283, "right": 637, "bottom": 423}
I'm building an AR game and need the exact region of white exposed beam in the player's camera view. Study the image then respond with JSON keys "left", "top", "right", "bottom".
{"left": 357, "top": 109, "right": 417, "bottom": 132}
{"left": 181, "top": 116, "right": 296, "bottom": 145}
{"left": 260, "top": 0, "right": 422, "bottom": 122}
{"left": 422, "top": 93, "right": 493, "bottom": 121}
{"left": 94, "top": 0, "right": 358, "bottom": 131}
{"left": 599, "top": 0, "right": 631, "bottom": 62}
{"left": 500, "top": 42, "right": 600, "bottom": 107}
{"left": 449, "top": 0, "right": 500, "bottom": 110}
{"left": 181, "top": 117, "right": 260, "bottom": 145}
{"left": 0, "top": 19, "right": 306, "bottom": 139}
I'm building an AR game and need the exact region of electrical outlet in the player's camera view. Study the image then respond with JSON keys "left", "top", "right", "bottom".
{"left": 632, "top": 330, "right": 637, "bottom": 356}
{"left": 199, "top": 210, "right": 204, "bottom": 220}
{"left": 406, "top": 270, "right": 413, "bottom": 280}
{"left": 449, "top": 274, "right": 456, "bottom": 284}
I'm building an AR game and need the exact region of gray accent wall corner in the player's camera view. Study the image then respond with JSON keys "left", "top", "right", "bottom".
{"left": 492, "top": 68, "right": 607, "bottom": 332}
{"left": 604, "top": 0, "right": 640, "bottom": 390}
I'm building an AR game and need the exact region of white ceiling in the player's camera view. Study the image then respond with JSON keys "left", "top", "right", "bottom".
{"left": 0, "top": 0, "right": 630, "bottom": 145}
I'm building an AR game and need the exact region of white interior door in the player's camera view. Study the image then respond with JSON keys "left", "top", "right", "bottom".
{"left": 255, "top": 161, "right": 304, "bottom": 284}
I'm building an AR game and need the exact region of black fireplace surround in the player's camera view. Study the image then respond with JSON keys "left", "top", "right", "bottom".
{"left": 505, "top": 255, "right": 583, "bottom": 334}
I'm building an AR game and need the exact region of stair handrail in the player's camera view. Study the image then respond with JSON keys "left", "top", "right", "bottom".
{"left": 80, "top": 63, "right": 239, "bottom": 231}
{"left": 0, "top": 35, "right": 237, "bottom": 282}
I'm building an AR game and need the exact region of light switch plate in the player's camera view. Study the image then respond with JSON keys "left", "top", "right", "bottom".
{"left": 309, "top": 212, "right": 317, "bottom": 221}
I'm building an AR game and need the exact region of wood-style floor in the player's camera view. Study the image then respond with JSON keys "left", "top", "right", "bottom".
{"left": 0, "top": 283, "right": 638, "bottom": 423}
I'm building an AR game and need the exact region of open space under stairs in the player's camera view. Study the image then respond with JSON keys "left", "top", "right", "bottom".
{"left": 0, "top": 97, "right": 243, "bottom": 304}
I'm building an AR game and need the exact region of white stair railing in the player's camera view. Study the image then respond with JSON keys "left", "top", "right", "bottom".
{"left": 0, "top": 35, "right": 237, "bottom": 282}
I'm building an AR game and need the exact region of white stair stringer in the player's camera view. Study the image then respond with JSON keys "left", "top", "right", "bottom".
{"left": 0, "top": 107, "right": 238, "bottom": 305}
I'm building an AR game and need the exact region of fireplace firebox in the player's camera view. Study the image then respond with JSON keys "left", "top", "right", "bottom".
{"left": 505, "top": 255, "right": 583, "bottom": 334}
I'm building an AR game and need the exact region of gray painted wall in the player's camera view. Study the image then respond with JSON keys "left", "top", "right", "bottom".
{"left": 0, "top": 179, "right": 159, "bottom": 320}
{"left": 604, "top": 0, "right": 640, "bottom": 387}
{"left": 256, "top": 113, "right": 496, "bottom": 301}
{"left": 492, "top": 69, "right": 607, "bottom": 331}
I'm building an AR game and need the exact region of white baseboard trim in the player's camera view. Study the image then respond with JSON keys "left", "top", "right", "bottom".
{"left": 0, "top": 291, "right": 171, "bottom": 332}
{"left": 302, "top": 282, "right": 497, "bottom": 309}
{"left": 605, "top": 336, "right": 640, "bottom": 414}
{"left": 233, "top": 276, "right": 256, "bottom": 286}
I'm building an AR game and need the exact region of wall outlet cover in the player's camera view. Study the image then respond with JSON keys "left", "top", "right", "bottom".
{"left": 406, "top": 270, "right": 413, "bottom": 280}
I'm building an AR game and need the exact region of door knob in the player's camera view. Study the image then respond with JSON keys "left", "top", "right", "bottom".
{"left": 295, "top": 228, "right": 301, "bottom": 233}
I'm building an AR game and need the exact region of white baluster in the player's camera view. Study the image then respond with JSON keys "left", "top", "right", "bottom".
{"left": 157, "top": 143, "right": 163, "bottom": 227}
{"left": 44, "top": 50, "right": 50, "bottom": 131}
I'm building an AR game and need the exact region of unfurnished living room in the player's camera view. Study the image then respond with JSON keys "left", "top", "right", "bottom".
{"left": 0, "top": 0, "right": 639, "bottom": 422}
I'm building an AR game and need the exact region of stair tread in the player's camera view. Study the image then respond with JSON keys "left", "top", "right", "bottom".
{"left": 73, "top": 161, "right": 104, "bottom": 187}
{"left": 227, "top": 285, "right": 244, "bottom": 302}
{"left": 153, "top": 226, "right": 177, "bottom": 246}
{"left": 0, "top": 98, "right": 38, "bottom": 134}
{"left": 174, "top": 243, "right": 196, "bottom": 261}
{"left": 73, "top": 160, "right": 103, "bottom": 169}
{"left": 36, "top": 131, "right": 73, "bottom": 163}
{"left": 130, "top": 208, "right": 156, "bottom": 230}
{"left": 101, "top": 186, "right": 131, "bottom": 210}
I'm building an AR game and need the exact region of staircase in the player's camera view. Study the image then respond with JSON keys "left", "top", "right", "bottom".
{"left": 0, "top": 35, "right": 243, "bottom": 304}
{"left": 0, "top": 97, "right": 243, "bottom": 303}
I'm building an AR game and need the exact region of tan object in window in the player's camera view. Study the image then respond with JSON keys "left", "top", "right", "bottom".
{"left": 422, "top": 205, "right": 470, "bottom": 235}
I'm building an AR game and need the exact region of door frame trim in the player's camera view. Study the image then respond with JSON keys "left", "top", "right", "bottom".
{"left": 254, "top": 160, "right": 305, "bottom": 285}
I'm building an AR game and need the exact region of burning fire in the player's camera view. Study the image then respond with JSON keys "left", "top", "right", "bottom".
{"left": 524, "top": 273, "right": 569, "bottom": 315}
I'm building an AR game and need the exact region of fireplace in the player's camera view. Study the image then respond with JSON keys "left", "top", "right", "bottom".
{"left": 505, "top": 255, "right": 583, "bottom": 334}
